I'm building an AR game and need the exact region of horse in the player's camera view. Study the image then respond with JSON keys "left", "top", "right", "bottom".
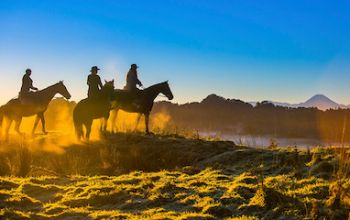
{"left": 73, "top": 80, "right": 115, "bottom": 141}
{"left": 111, "top": 81, "right": 173, "bottom": 133}
{"left": 0, "top": 81, "right": 71, "bottom": 141}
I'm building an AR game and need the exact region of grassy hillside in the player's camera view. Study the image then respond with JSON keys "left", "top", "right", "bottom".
{"left": 0, "top": 132, "right": 350, "bottom": 219}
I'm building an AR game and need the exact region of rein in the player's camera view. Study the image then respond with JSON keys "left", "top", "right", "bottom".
{"left": 158, "top": 94, "right": 168, "bottom": 99}
{"left": 142, "top": 83, "right": 170, "bottom": 99}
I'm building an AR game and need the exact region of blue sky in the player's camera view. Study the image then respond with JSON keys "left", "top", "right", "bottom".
{"left": 1, "top": 0, "right": 350, "bottom": 104}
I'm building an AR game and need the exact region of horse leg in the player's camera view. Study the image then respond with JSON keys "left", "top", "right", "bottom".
{"left": 100, "top": 117, "right": 108, "bottom": 133}
{"left": 32, "top": 115, "right": 40, "bottom": 136}
{"left": 104, "top": 113, "right": 110, "bottom": 132}
{"left": 99, "top": 119, "right": 104, "bottom": 132}
{"left": 39, "top": 113, "right": 47, "bottom": 134}
{"left": 134, "top": 113, "right": 142, "bottom": 132}
{"left": 75, "top": 123, "right": 83, "bottom": 141}
{"left": 85, "top": 121, "right": 92, "bottom": 141}
{"left": 5, "top": 119, "right": 13, "bottom": 142}
{"left": 145, "top": 113, "right": 150, "bottom": 134}
{"left": 111, "top": 109, "right": 119, "bottom": 133}
{"left": 14, "top": 117, "right": 24, "bottom": 136}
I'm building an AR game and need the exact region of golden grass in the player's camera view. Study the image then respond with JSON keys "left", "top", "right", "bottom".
{"left": 1, "top": 166, "right": 349, "bottom": 219}
{"left": 0, "top": 133, "right": 350, "bottom": 219}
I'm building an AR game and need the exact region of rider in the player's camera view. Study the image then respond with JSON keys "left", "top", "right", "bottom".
{"left": 19, "top": 68, "right": 39, "bottom": 103}
{"left": 87, "top": 66, "right": 103, "bottom": 99}
{"left": 125, "top": 64, "right": 143, "bottom": 92}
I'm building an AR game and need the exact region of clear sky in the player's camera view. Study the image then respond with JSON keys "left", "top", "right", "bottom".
{"left": 1, "top": 0, "right": 350, "bottom": 104}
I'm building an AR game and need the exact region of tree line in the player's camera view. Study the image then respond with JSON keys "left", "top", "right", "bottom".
{"left": 153, "top": 94, "right": 350, "bottom": 142}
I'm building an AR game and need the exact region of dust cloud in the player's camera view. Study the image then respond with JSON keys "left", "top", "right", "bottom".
{"left": 0, "top": 98, "right": 172, "bottom": 154}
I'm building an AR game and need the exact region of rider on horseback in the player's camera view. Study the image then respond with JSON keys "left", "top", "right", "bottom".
{"left": 19, "top": 68, "right": 39, "bottom": 103}
{"left": 87, "top": 66, "right": 103, "bottom": 99}
{"left": 125, "top": 64, "right": 143, "bottom": 92}
{"left": 124, "top": 64, "right": 143, "bottom": 107}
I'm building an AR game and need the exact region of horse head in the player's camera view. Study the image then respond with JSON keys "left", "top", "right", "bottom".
{"left": 102, "top": 80, "right": 115, "bottom": 96}
{"left": 161, "top": 81, "right": 174, "bottom": 100}
{"left": 57, "top": 81, "right": 71, "bottom": 99}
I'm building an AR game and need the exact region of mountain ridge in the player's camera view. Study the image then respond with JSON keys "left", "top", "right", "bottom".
{"left": 247, "top": 94, "right": 348, "bottom": 111}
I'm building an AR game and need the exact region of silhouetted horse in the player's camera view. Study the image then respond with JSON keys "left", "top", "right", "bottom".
{"left": 73, "top": 80, "right": 114, "bottom": 141}
{"left": 0, "top": 81, "right": 71, "bottom": 141}
{"left": 111, "top": 81, "right": 173, "bottom": 133}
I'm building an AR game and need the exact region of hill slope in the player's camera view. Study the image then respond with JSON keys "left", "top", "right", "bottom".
{"left": 0, "top": 133, "right": 349, "bottom": 219}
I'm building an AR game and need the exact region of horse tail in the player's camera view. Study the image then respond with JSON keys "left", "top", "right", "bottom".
{"left": 73, "top": 107, "right": 83, "bottom": 141}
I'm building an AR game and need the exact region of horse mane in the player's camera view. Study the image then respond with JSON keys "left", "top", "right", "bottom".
{"left": 145, "top": 81, "right": 168, "bottom": 91}
{"left": 35, "top": 81, "right": 63, "bottom": 95}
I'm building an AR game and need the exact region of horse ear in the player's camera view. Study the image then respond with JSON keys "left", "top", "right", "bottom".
{"left": 104, "top": 80, "right": 107, "bottom": 84}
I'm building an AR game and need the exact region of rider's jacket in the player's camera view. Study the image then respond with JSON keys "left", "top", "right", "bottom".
{"left": 125, "top": 69, "right": 142, "bottom": 91}
{"left": 87, "top": 74, "right": 103, "bottom": 98}
{"left": 20, "top": 73, "right": 34, "bottom": 94}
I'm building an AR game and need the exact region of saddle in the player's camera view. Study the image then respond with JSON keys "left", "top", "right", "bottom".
{"left": 18, "top": 92, "right": 37, "bottom": 105}
{"left": 114, "top": 89, "right": 143, "bottom": 108}
{"left": 116, "top": 89, "right": 142, "bottom": 99}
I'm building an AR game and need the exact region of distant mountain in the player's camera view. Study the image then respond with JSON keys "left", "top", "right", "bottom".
{"left": 201, "top": 94, "right": 251, "bottom": 107}
{"left": 201, "top": 94, "right": 228, "bottom": 105}
{"left": 300, "top": 94, "right": 341, "bottom": 110}
{"left": 250, "top": 94, "right": 347, "bottom": 111}
{"left": 249, "top": 94, "right": 344, "bottom": 111}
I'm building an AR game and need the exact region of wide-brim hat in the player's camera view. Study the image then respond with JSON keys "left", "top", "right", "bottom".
{"left": 131, "top": 64, "right": 139, "bottom": 69}
{"left": 90, "top": 66, "right": 100, "bottom": 72}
